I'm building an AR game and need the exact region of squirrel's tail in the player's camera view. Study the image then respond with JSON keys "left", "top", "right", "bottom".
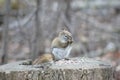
{"left": 32, "top": 53, "right": 54, "bottom": 65}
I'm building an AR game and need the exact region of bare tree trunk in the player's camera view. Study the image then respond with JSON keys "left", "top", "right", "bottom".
{"left": 65, "top": 0, "right": 71, "bottom": 23}
{"left": 1, "top": 0, "right": 11, "bottom": 64}
{"left": 30, "top": 0, "right": 44, "bottom": 60}
{"left": 58, "top": 0, "right": 72, "bottom": 33}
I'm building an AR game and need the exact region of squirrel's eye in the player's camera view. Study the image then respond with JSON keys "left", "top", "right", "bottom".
{"left": 65, "top": 35, "right": 67, "bottom": 37}
{"left": 64, "top": 35, "right": 68, "bottom": 40}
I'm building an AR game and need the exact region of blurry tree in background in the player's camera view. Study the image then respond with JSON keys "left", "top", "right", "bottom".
{"left": 1, "top": 0, "right": 11, "bottom": 64}
{"left": 30, "top": 0, "right": 44, "bottom": 60}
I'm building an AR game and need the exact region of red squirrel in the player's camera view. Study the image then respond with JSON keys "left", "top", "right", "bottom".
{"left": 33, "top": 29, "right": 73, "bottom": 64}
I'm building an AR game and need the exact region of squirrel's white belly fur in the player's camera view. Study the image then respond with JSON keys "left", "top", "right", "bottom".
{"left": 52, "top": 45, "right": 72, "bottom": 60}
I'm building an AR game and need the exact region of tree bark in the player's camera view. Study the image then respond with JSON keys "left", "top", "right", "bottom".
{"left": 0, "top": 57, "right": 113, "bottom": 80}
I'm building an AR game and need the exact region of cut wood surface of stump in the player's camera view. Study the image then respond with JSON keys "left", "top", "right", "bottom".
{"left": 0, "top": 57, "right": 113, "bottom": 80}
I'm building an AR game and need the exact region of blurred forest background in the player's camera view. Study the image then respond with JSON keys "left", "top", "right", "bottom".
{"left": 0, "top": 0, "right": 120, "bottom": 79}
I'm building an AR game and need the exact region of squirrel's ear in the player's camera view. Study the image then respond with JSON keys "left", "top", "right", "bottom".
{"left": 61, "top": 27, "right": 68, "bottom": 31}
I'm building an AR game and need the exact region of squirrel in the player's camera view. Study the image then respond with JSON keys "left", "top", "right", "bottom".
{"left": 33, "top": 29, "right": 73, "bottom": 64}
{"left": 51, "top": 29, "right": 73, "bottom": 60}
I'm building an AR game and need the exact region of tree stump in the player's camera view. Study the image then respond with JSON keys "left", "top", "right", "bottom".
{"left": 0, "top": 57, "right": 113, "bottom": 80}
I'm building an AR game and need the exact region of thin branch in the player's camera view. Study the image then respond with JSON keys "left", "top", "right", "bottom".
{"left": 79, "top": 12, "right": 120, "bottom": 38}
{"left": 0, "top": 8, "right": 36, "bottom": 32}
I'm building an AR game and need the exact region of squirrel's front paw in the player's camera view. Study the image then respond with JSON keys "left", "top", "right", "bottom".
{"left": 64, "top": 58, "right": 70, "bottom": 60}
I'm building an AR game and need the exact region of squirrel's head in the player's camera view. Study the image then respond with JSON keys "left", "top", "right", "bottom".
{"left": 58, "top": 29, "right": 73, "bottom": 43}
